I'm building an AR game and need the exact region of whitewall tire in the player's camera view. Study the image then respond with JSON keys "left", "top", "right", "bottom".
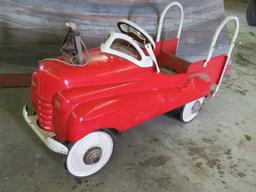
{"left": 180, "top": 97, "right": 205, "bottom": 123}
{"left": 66, "top": 131, "right": 113, "bottom": 177}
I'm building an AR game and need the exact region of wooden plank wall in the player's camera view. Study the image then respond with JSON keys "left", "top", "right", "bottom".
{"left": 0, "top": 0, "right": 228, "bottom": 71}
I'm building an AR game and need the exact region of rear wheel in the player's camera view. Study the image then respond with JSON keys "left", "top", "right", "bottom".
{"left": 66, "top": 131, "right": 114, "bottom": 177}
{"left": 180, "top": 97, "right": 204, "bottom": 123}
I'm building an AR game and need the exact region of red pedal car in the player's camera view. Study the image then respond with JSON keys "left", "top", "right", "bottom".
{"left": 23, "top": 2, "right": 239, "bottom": 177}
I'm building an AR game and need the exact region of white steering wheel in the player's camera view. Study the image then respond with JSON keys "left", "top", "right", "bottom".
{"left": 117, "top": 19, "right": 156, "bottom": 49}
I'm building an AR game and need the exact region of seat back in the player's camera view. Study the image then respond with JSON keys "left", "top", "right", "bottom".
{"left": 157, "top": 51, "right": 191, "bottom": 74}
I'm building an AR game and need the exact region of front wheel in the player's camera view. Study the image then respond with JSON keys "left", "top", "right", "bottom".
{"left": 180, "top": 97, "right": 205, "bottom": 123}
{"left": 66, "top": 131, "right": 114, "bottom": 177}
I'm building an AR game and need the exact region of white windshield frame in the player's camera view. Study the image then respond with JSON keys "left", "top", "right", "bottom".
{"left": 100, "top": 32, "right": 153, "bottom": 68}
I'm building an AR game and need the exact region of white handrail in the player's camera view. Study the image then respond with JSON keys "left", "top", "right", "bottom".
{"left": 156, "top": 2, "right": 184, "bottom": 43}
{"left": 204, "top": 16, "right": 239, "bottom": 68}
{"left": 205, "top": 16, "right": 239, "bottom": 97}
{"left": 145, "top": 43, "right": 160, "bottom": 73}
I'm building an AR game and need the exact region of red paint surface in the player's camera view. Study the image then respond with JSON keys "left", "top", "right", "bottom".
{"left": 30, "top": 38, "right": 227, "bottom": 142}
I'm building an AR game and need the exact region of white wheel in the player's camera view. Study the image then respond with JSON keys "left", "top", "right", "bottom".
{"left": 180, "top": 97, "right": 204, "bottom": 123}
{"left": 66, "top": 131, "right": 113, "bottom": 177}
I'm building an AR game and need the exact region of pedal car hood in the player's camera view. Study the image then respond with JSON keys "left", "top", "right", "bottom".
{"left": 33, "top": 48, "right": 152, "bottom": 99}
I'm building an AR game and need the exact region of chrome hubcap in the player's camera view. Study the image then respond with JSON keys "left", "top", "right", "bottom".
{"left": 83, "top": 147, "right": 102, "bottom": 165}
{"left": 191, "top": 100, "right": 202, "bottom": 114}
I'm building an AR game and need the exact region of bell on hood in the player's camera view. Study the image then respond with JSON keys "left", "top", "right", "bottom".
{"left": 61, "top": 22, "right": 87, "bottom": 65}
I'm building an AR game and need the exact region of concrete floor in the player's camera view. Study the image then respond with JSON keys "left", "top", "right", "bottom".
{"left": 1, "top": 0, "right": 256, "bottom": 191}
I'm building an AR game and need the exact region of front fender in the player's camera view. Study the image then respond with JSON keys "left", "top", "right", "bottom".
{"left": 66, "top": 97, "right": 123, "bottom": 142}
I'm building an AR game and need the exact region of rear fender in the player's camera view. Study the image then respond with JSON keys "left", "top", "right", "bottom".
{"left": 188, "top": 55, "right": 227, "bottom": 85}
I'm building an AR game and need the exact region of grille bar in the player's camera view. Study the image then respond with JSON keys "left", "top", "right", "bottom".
{"left": 37, "top": 97, "right": 54, "bottom": 131}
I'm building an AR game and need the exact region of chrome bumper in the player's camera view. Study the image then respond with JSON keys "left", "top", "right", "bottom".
{"left": 23, "top": 105, "right": 68, "bottom": 155}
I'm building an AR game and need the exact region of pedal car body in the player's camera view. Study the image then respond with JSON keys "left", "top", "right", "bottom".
{"left": 23, "top": 2, "right": 239, "bottom": 177}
